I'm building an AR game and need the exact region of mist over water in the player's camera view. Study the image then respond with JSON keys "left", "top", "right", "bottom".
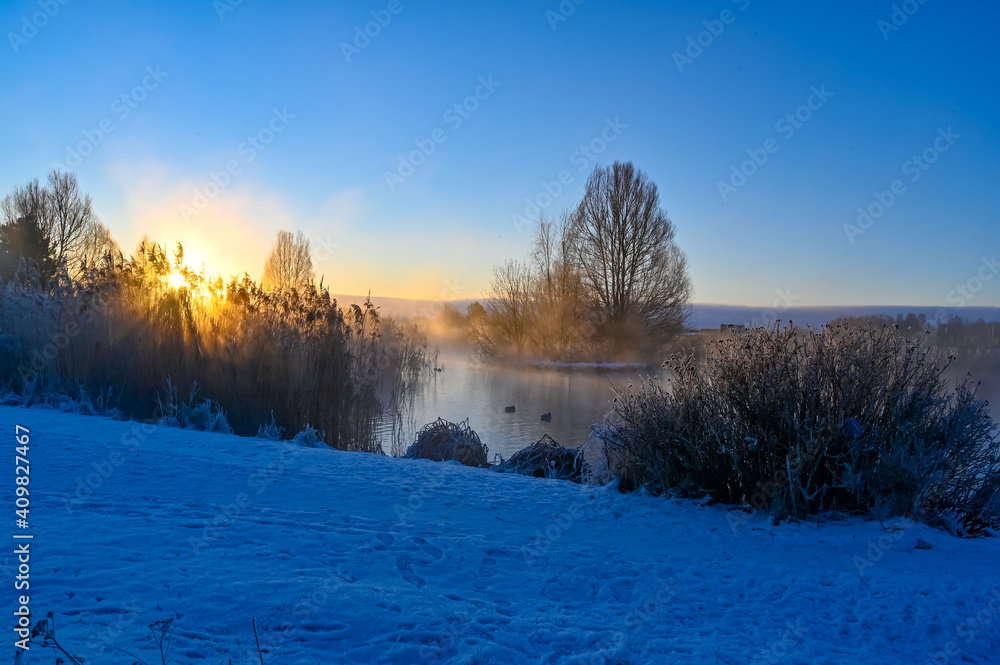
{"left": 401, "top": 353, "right": 665, "bottom": 459}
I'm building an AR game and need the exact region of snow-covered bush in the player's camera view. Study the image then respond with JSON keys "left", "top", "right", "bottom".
{"left": 292, "top": 424, "right": 325, "bottom": 447}
{"left": 404, "top": 418, "right": 488, "bottom": 467}
{"left": 256, "top": 411, "right": 285, "bottom": 440}
{"left": 594, "top": 322, "right": 1000, "bottom": 534}
{"left": 64, "top": 385, "right": 122, "bottom": 420}
{"left": 497, "top": 434, "right": 585, "bottom": 482}
{"left": 157, "top": 379, "right": 233, "bottom": 434}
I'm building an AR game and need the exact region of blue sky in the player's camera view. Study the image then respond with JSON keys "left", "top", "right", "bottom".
{"left": 1, "top": 0, "right": 998, "bottom": 306}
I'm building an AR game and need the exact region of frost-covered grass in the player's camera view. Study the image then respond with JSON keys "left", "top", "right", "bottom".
{"left": 594, "top": 322, "right": 1000, "bottom": 534}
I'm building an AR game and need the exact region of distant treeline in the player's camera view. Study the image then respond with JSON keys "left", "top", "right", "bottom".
{"left": 831, "top": 313, "right": 1000, "bottom": 372}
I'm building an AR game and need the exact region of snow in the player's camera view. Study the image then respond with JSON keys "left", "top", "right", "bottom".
{"left": 5, "top": 405, "right": 1000, "bottom": 664}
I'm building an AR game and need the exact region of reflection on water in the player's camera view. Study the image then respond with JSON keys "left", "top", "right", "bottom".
{"left": 399, "top": 354, "right": 665, "bottom": 460}
{"left": 389, "top": 357, "right": 1000, "bottom": 458}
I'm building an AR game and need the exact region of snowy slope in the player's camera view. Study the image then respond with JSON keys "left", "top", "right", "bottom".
{"left": 4, "top": 405, "right": 1000, "bottom": 665}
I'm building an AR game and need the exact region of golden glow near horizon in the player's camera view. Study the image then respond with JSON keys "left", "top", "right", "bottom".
{"left": 166, "top": 271, "right": 186, "bottom": 289}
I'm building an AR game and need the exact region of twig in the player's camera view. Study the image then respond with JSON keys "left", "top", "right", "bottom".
{"left": 253, "top": 615, "right": 264, "bottom": 665}
{"left": 108, "top": 644, "right": 150, "bottom": 664}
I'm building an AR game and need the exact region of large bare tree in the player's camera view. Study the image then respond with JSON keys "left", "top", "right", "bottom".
{"left": 262, "top": 230, "right": 314, "bottom": 292}
{"left": 570, "top": 161, "right": 692, "bottom": 345}
{"left": 45, "top": 170, "right": 98, "bottom": 269}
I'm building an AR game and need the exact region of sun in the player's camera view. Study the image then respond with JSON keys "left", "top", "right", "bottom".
{"left": 167, "top": 271, "right": 186, "bottom": 289}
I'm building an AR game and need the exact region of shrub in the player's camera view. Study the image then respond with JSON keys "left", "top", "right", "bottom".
{"left": 404, "top": 418, "right": 488, "bottom": 467}
{"left": 593, "top": 322, "right": 1000, "bottom": 534}
{"left": 292, "top": 424, "right": 325, "bottom": 447}
{"left": 157, "top": 379, "right": 233, "bottom": 434}
{"left": 256, "top": 411, "right": 285, "bottom": 440}
{"left": 497, "top": 434, "right": 585, "bottom": 482}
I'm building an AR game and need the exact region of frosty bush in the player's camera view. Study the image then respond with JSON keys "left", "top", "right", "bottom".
{"left": 497, "top": 434, "right": 586, "bottom": 482}
{"left": 404, "top": 418, "right": 489, "bottom": 467}
{"left": 256, "top": 411, "right": 285, "bottom": 441}
{"left": 594, "top": 322, "right": 1000, "bottom": 534}
{"left": 292, "top": 424, "right": 325, "bottom": 447}
{"left": 157, "top": 379, "right": 232, "bottom": 434}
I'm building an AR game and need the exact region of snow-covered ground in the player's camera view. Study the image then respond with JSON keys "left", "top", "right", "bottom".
{"left": 5, "top": 405, "right": 1000, "bottom": 664}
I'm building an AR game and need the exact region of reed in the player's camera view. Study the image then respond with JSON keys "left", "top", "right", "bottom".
{"left": 0, "top": 242, "right": 430, "bottom": 453}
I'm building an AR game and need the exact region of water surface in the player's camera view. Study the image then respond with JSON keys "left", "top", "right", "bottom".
{"left": 399, "top": 354, "right": 664, "bottom": 459}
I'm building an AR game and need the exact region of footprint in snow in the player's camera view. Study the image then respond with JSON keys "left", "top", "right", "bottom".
{"left": 479, "top": 556, "right": 499, "bottom": 578}
{"left": 395, "top": 553, "right": 427, "bottom": 588}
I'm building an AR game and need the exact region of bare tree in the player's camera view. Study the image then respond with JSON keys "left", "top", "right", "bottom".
{"left": 1, "top": 178, "right": 46, "bottom": 227}
{"left": 570, "top": 161, "right": 692, "bottom": 346}
{"left": 44, "top": 170, "right": 98, "bottom": 269}
{"left": 262, "top": 230, "right": 314, "bottom": 292}
{"left": 529, "top": 213, "right": 587, "bottom": 358}
{"left": 470, "top": 259, "right": 534, "bottom": 359}
{"left": 77, "top": 221, "right": 121, "bottom": 272}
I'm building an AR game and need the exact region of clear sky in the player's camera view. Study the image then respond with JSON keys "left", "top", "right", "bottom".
{"left": 1, "top": 0, "right": 998, "bottom": 306}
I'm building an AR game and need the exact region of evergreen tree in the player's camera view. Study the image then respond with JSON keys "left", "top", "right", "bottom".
{"left": 0, "top": 214, "right": 57, "bottom": 284}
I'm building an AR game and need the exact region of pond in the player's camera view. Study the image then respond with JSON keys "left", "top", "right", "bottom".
{"left": 386, "top": 355, "right": 1000, "bottom": 459}
{"left": 394, "top": 353, "right": 666, "bottom": 460}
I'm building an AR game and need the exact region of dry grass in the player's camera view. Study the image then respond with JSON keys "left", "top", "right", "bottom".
{"left": 497, "top": 434, "right": 586, "bottom": 481}
{"left": 403, "top": 418, "right": 489, "bottom": 467}
{"left": 0, "top": 243, "right": 430, "bottom": 452}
